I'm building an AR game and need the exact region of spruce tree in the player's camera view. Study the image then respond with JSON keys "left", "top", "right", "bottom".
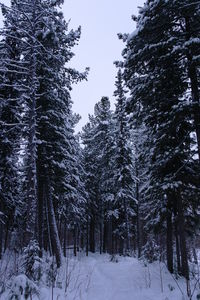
{"left": 112, "top": 69, "right": 136, "bottom": 255}
{"left": 0, "top": 1, "right": 24, "bottom": 255}
{"left": 82, "top": 97, "right": 115, "bottom": 254}
{"left": 0, "top": 0, "right": 87, "bottom": 267}
{"left": 120, "top": 0, "right": 200, "bottom": 281}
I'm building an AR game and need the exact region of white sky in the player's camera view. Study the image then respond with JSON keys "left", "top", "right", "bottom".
{"left": 0, "top": 0, "right": 144, "bottom": 131}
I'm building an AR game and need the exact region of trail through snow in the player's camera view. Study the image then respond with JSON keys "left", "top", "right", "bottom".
{"left": 79, "top": 254, "right": 189, "bottom": 300}
{"left": 52, "top": 253, "right": 196, "bottom": 300}
{"left": 2, "top": 253, "right": 198, "bottom": 299}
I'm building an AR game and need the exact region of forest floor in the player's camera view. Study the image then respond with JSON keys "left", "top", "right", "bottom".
{"left": 1, "top": 252, "right": 199, "bottom": 299}
{"left": 39, "top": 253, "right": 199, "bottom": 300}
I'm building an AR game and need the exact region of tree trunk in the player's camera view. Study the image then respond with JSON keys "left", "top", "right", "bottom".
{"left": 119, "top": 237, "right": 124, "bottom": 255}
{"left": 175, "top": 219, "right": 181, "bottom": 274}
{"left": 100, "top": 219, "right": 103, "bottom": 254}
{"left": 123, "top": 198, "right": 130, "bottom": 255}
{"left": 136, "top": 196, "right": 141, "bottom": 257}
{"left": 63, "top": 219, "right": 67, "bottom": 257}
{"left": 177, "top": 196, "right": 189, "bottom": 280}
{"left": 89, "top": 217, "right": 95, "bottom": 253}
{"left": 103, "top": 219, "right": 107, "bottom": 253}
{"left": 0, "top": 222, "right": 2, "bottom": 259}
{"left": 166, "top": 195, "right": 173, "bottom": 273}
{"left": 73, "top": 226, "right": 77, "bottom": 257}
{"left": 37, "top": 170, "right": 44, "bottom": 257}
{"left": 107, "top": 218, "right": 113, "bottom": 254}
{"left": 86, "top": 215, "right": 89, "bottom": 256}
{"left": 4, "top": 220, "right": 9, "bottom": 252}
{"left": 46, "top": 176, "right": 62, "bottom": 268}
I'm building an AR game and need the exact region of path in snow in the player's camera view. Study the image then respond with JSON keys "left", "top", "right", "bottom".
{"left": 79, "top": 254, "right": 192, "bottom": 300}
{"left": 2, "top": 253, "right": 196, "bottom": 299}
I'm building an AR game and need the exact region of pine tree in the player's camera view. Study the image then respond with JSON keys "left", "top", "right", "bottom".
{"left": 0, "top": 0, "right": 88, "bottom": 267}
{"left": 112, "top": 69, "right": 136, "bottom": 255}
{"left": 82, "top": 116, "right": 99, "bottom": 254}
{"left": 120, "top": 0, "right": 200, "bottom": 281}
{"left": 32, "top": 1, "right": 88, "bottom": 265}
{"left": 82, "top": 97, "right": 115, "bottom": 254}
{"left": 0, "top": 1, "right": 24, "bottom": 255}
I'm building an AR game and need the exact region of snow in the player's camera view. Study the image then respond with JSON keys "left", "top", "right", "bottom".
{"left": 2, "top": 253, "right": 196, "bottom": 300}
{"left": 127, "top": 29, "right": 139, "bottom": 42}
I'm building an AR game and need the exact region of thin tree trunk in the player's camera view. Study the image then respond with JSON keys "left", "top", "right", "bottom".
{"left": 37, "top": 173, "right": 44, "bottom": 257}
{"left": 0, "top": 223, "right": 2, "bottom": 259}
{"left": 108, "top": 218, "right": 113, "bottom": 254}
{"left": 103, "top": 219, "right": 107, "bottom": 253}
{"left": 86, "top": 215, "right": 89, "bottom": 256}
{"left": 63, "top": 219, "right": 67, "bottom": 257}
{"left": 177, "top": 196, "right": 189, "bottom": 280}
{"left": 89, "top": 217, "right": 95, "bottom": 253}
{"left": 4, "top": 220, "right": 9, "bottom": 252}
{"left": 175, "top": 219, "right": 181, "bottom": 274}
{"left": 119, "top": 237, "right": 124, "bottom": 255}
{"left": 192, "top": 245, "right": 198, "bottom": 265}
{"left": 100, "top": 220, "right": 103, "bottom": 254}
{"left": 135, "top": 163, "right": 141, "bottom": 258}
{"left": 123, "top": 198, "right": 130, "bottom": 255}
{"left": 77, "top": 228, "right": 80, "bottom": 252}
{"left": 166, "top": 195, "right": 173, "bottom": 274}
{"left": 74, "top": 226, "right": 77, "bottom": 257}
{"left": 80, "top": 230, "right": 84, "bottom": 251}
{"left": 100, "top": 202, "right": 103, "bottom": 255}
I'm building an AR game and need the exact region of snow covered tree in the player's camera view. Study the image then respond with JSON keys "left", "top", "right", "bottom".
{"left": 0, "top": 1, "right": 25, "bottom": 255}
{"left": 93, "top": 97, "right": 116, "bottom": 254}
{"left": 0, "top": 0, "right": 88, "bottom": 267}
{"left": 82, "top": 116, "right": 99, "bottom": 253}
{"left": 33, "top": 0, "right": 87, "bottom": 265}
{"left": 120, "top": 0, "right": 200, "bottom": 280}
{"left": 112, "top": 69, "right": 136, "bottom": 255}
{"left": 82, "top": 97, "right": 115, "bottom": 254}
{"left": 59, "top": 115, "right": 87, "bottom": 257}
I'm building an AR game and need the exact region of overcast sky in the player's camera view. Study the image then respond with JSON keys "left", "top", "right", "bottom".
{"left": 0, "top": 0, "right": 144, "bottom": 131}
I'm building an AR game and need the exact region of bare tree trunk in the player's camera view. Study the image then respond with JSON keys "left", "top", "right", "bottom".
{"left": 37, "top": 171, "right": 44, "bottom": 257}
{"left": 119, "top": 237, "right": 124, "bottom": 255}
{"left": 73, "top": 226, "right": 77, "bottom": 257}
{"left": 107, "top": 218, "right": 113, "bottom": 255}
{"left": 86, "top": 215, "right": 89, "bottom": 256}
{"left": 192, "top": 245, "right": 198, "bottom": 265}
{"left": 0, "top": 222, "right": 2, "bottom": 259}
{"left": 175, "top": 218, "right": 181, "bottom": 274}
{"left": 45, "top": 175, "right": 62, "bottom": 268}
{"left": 136, "top": 184, "right": 141, "bottom": 258}
{"left": 4, "top": 219, "right": 9, "bottom": 252}
{"left": 177, "top": 196, "right": 189, "bottom": 280}
{"left": 100, "top": 219, "right": 103, "bottom": 254}
{"left": 63, "top": 219, "right": 67, "bottom": 257}
{"left": 123, "top": 198, "right": 130, "bottom": 255}
{"left": 89, "top": 217, "right": 95, "bottom": 253}
{"left": 100, "top": 201, "right": 103, "bottom": 255}
{"left": 166, "top": 195, "right": 173, "bottom": 274}
{"left": 103, "top": 219, "right": 107, "bottom": 253}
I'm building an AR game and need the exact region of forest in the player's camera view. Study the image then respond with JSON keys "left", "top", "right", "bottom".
{"left": 0, "top": 0, "right": 199, "bottom": 299}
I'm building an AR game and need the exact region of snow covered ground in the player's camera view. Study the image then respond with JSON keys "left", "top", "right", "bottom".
{"left": 40, "top": 253, "right": 198, "bottom": 300}
{"left": 1, "top": 252, "right": 199, "bottom": 299}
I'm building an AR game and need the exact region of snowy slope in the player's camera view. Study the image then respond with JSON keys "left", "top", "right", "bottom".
{"left": 1, "top": 253, "right": 198, "bottom": 300}
{"left": 40, "top": 254, "right": 197, "bottom": 300}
